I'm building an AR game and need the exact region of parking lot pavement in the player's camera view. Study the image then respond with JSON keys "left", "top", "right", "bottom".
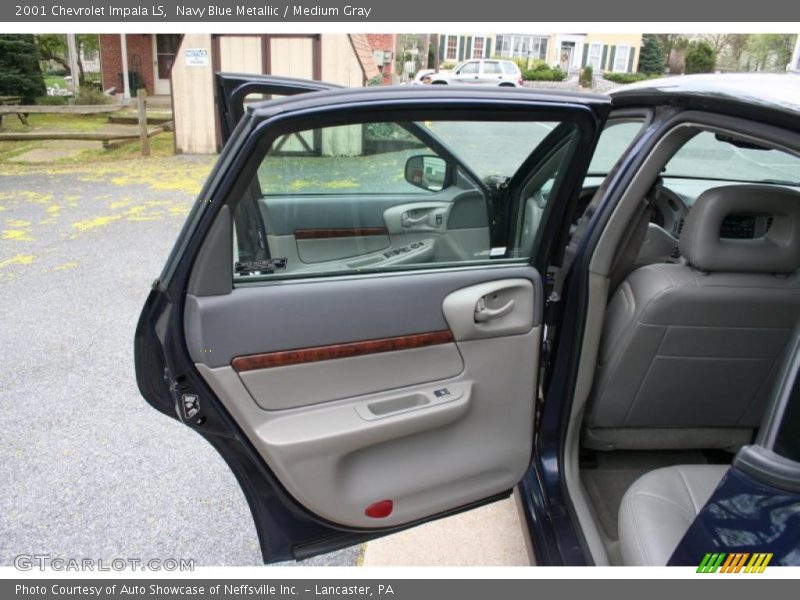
{"left": 0, "top": 157, "right": 359, "bottom": 566}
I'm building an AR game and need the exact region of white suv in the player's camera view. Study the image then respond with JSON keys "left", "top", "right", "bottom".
{"left": 424, "top": 59, "right": 523, "bottom": 87}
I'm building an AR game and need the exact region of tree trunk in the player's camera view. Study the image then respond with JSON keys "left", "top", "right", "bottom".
{"left": 421, "top": 34, "right": 430, "bottom": 69}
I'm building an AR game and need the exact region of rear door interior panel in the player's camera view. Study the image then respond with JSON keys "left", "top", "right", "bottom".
{"left": 135, "top": 77, "right": 610, "bottom": 560}
{"left": 188, "top": 266, "right": 541, "bottom": 527}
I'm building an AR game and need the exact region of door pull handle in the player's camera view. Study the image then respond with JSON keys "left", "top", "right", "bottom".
{"left": 474, "top": 297, "right": 515, "bottom": 322}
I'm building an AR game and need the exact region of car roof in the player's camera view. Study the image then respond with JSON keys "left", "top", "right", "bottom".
{"left": 610, "top": 73, "right": 800, "bottom": 131}
{"left": 246, "top": 84, "right": 611, "bottom": 120}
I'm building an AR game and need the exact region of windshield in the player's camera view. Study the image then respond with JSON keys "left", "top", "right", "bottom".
{"left": 663, "top": 131, "right": 800, "bottom": 186}
{"left": 424, "top": 120, "right": 560, "bottom": 181}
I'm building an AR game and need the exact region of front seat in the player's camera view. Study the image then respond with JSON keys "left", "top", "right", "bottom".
{"left": 617, "top": 464, "right": 728, "bottom": 565}
{"left": 585, "top": 184, "right": 800, "bottom": 451}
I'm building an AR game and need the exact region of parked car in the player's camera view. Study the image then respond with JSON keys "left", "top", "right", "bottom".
{"left": 424, "top": 59, "right": 523, "bottom": 86}
{"left": 136, "top": 73, "right": 800, "bottom": 566}
{"left": 410, "top": 68, "right": 435, "bottom": 85}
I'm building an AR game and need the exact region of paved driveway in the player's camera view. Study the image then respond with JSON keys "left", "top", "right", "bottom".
{"left": 0, "top": 156, "right": 359, "bottom": 567}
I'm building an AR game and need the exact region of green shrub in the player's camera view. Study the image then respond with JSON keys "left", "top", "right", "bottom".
{"left": 75, "top": 85, "right": 110, "bottom": 105}
{"left": 439, "top": 61, "right": 457, "bottom": 70}
{"left": 35, "top": 95, "right": 69, "bottom": 105}
{"left": 684, "top": 41, "right": 716, "bottom": 74}
{"left": 529, "top": 59, "right": 549, "bottom": 72}
{"left": 580, "top": 65, "right": 593, "bottom": 87}
{"left": 603, "top": 72, "right": 652, "bottom": 84}
{"left": 522, "top": 66, "right": 566, "bottom": 82}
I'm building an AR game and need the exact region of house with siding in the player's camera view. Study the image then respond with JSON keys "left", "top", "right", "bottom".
{"left": 469, "top": 32, "right": 642, "bottom": 74}
{"left": 437, "top": 34, "right": 495, "bottom": 63}
{"left": 581, "top": 33, "right": 642, "bottom": 74}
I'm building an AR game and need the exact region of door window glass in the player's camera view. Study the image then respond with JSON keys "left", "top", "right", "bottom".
{"left": 587, "top": 120, "right": 646, "bottom": 176}
{"left": 232, "top": 116, "right": 581, "bottom": 282}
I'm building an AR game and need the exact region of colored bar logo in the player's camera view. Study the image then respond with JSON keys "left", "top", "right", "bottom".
{"left": 697, "top": 552, "right": 773, "bottom": 573}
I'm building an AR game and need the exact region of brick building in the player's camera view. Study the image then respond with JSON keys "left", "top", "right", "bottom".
{"left": 365, "top": 34, "right": 397, "bottom": 84}
{"left": 99, "top": 34, "right": 181, "bottom": 96}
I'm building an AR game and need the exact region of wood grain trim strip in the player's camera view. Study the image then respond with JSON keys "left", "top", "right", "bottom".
{"left": 232, "top": 330, "right": 455, "bottom": 372}
{"left": 294, "top": 227, "right": 389, "bottom": 240}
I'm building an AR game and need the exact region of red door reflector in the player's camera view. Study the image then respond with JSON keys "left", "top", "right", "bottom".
{"left": 365, "top": 500, "right": 393, "bottom": 518}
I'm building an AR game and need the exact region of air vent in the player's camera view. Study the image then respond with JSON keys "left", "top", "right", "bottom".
{"left": 766, "top": 216, "right": 774, "bottom": 231}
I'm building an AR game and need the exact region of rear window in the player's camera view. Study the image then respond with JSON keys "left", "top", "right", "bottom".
{"left": 502, "top": 62, "right": 518, "bottom": 75}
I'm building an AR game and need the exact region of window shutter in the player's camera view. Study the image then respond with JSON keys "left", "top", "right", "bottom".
{"left": 602, "top": 45, "right": 609, "bottom": 70}
{"left": 466, "top": 37, "right": 473, "bottom": 60}
{"left": 582, "top": 44, "right": 589, "bottom": 67}
{"left": 439, "top": 35, "right": 445, "bottom": 61}
{"left": 609, "top": 45, "right": 617, "bottom": 71}
{"left": 485, "top": 38, "right": 492, "bottom": 58}
{"left": 458, "top": 36, "right": 466, "bottom": 61}
{"left": 627, "top": 49, "right": 635, "bottom": 72}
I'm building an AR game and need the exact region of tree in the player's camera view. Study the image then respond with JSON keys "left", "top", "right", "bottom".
{"left": 725, "top": 35, "right": 750, "bottom": 70}
{"left": 700, "top": 33, "right": 736, "bottom": 56}
{"left": 655, "top": 34, "right": 686, "bottom": 70}
{"left": 420, "top": 34, "right": 430, "bottom": 70}
{"left": 684, "top": 41, "right": 716, "bottom": 74}
{"left": 747, "top": 34, "right": 797, "bottom": 71}
{"left": 36, "top": 34, "right": 98, "bottom": 84}
{"left": 638, "top": 34, "right": 665, "bottom": 74}
{"left": 0, "top": 34, "right": 46, "bottom": 103}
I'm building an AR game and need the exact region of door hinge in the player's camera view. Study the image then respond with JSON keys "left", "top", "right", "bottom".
{"left": 234, "top": 258, "right": 287, "bottom": 276}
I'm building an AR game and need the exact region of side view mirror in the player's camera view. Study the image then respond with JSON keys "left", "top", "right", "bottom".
{"left": 404, "top": 155, "right": 447, "bottom": 192}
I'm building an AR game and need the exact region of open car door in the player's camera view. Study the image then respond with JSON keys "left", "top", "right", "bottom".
{"left": 135, "top": 75, "right": 611, "bottom": 562}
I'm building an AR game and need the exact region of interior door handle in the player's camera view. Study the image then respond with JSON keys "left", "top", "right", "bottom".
{"left": 474, "top": 297, "right": 515, "bottom": 322}
{"left": 401, "top": 212, "right": 429, "bottom": 227}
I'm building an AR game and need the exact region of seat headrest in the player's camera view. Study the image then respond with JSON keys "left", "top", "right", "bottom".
{"left": 679, "top": 185, "right": 800, "bottom": 274}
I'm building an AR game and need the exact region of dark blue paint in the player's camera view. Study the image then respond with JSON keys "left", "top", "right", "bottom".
{"left": 669, "top": 468, "right": 800, "bottom": 566}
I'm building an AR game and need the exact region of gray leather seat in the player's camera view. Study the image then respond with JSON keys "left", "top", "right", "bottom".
{"left": 618, "top": 464, "right": 728, "bottom": 565}
{"left": 585, "top": 185, "right": 800, "bottom": 450}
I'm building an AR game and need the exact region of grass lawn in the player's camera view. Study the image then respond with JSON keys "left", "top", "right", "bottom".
{"left": 0, "top": 113, "right": 176, "bottom": 165}
{"left": 44, "top": 75, "right": 69, "bottom": 90}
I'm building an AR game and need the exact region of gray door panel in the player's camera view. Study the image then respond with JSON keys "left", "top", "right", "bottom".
{"left": 185, "top": 265, "right": 542, "bottom": 367}
{"left": 191, "top": 267, "right": 541, "bottom": 528}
